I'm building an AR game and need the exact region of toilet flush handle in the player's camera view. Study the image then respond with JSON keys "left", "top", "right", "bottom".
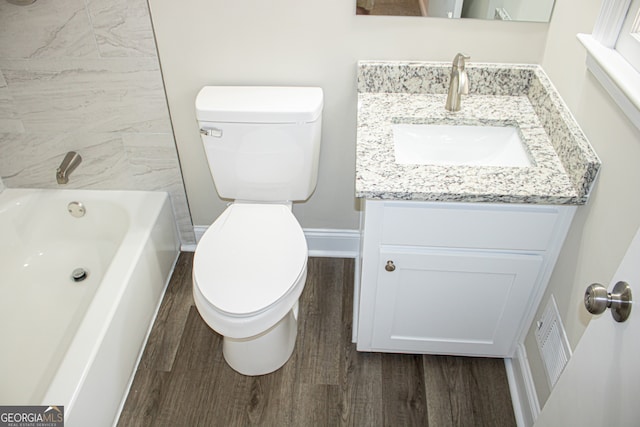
{"left": 200, "top": 127, "right": 223, "bottom": 138}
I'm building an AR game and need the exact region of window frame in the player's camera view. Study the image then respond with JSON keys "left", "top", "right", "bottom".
{"left": 615, "top": 0, "right": 640, "bottom": 72}
{"left": 578, "top": 0, "right": 640, "bottom": 130}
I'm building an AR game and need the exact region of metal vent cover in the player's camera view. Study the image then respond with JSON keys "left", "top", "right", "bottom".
{"left": 535, "top": 295, "right": 572, "bottom": 388}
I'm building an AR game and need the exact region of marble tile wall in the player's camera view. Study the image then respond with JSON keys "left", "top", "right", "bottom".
{"left": 0, "top": 0, "right": 194, "bottom": 244}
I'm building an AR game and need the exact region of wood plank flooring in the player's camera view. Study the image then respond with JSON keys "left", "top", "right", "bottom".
{"left": 371, "top": 0, "right": 422, "bottom": 16}
{"left": 118, "top": 253, "right": 516, "bottom": 426}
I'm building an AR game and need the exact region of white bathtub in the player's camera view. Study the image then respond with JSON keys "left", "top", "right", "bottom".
{"left": 0, "top": 188, "right": 180, "bottom": 426}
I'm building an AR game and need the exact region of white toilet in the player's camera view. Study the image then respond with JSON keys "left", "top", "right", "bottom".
{"left": 192, "top": 86, "right": 323, "bottom": 376}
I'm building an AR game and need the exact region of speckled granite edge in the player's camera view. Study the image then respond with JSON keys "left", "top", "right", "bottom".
{"left": 528, "top": 68, "right": 601, "bottom": 201}
{"left": 356, "top": 60, "right": 601, "bottom": 204}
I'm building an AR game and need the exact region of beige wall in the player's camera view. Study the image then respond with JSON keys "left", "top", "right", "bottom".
{"left": 147, "top": 0, "right": 640, "bottom": 410}
{"left": 147, "top": 0, "right": 548, "bottom": 229}
{"left": 524, "top": 0, "right": 640, "bottom": 407}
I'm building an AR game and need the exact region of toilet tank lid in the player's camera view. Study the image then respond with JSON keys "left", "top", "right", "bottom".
{"left": 196, "top": 86, "right": 323, "bottom": 124}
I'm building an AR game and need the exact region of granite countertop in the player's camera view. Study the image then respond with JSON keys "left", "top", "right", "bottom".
{"left": 356, "top": 61, "right": 601, "bottom": 205}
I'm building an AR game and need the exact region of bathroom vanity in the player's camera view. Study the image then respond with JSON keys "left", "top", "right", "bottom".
{"left": 356, "top": 199, "right": 574, "bottom": 357}
{"left": 354, "top": 61, "right": 600, "bottom": 358}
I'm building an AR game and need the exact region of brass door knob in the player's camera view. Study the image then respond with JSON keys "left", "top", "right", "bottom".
{"left": 385, "top": 260, "right": 396, "bottom": 272}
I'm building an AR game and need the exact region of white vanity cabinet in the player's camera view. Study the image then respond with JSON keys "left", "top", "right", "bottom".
{"left": 355, "top": 199, "right": 576, "bottom": 357}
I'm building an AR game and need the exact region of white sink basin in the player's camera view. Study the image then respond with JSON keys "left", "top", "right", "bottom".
{"left": 392, "top": 124, "right": 532, "bottom": 167}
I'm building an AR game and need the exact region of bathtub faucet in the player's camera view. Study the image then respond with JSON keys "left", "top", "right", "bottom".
{"left": 56, "top": 151, "right": 82, "bottom": 184}
{"left": 445, "top": 53, "right": 470, "bottom": 112}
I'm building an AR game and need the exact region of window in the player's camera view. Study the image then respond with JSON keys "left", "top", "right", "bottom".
{"left": 578, "top": 0, "right": 640, "bottom": 130}
{"left": 616, "top": 0, "right": 640, "bottom": 72}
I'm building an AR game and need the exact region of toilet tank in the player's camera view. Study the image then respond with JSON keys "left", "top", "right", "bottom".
{"left": 196, "top": 86, "right": 323, "bottom": 202}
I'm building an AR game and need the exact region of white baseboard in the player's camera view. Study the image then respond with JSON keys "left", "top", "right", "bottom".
{"left": 181, "top": 243, "right": 197, "bottom": 252}
{"left": 303, "top": 228, "right": 360, "bottom": 258}
{"left": 187, "top": 226, "right": 360, "bottom": 258}
{"left": 193, "top": 225, "right": 208, "bottom": 245}
{"left": 505, "top": 343, "right": 541, "bottom": 427}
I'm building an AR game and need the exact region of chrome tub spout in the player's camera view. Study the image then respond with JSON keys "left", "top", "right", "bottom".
{"left": 56, "top": 151, "right": 82, "bottom": 184}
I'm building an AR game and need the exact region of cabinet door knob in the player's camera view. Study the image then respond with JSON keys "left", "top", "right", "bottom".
{"left": 385, "top": 260, "right": 396, "bottom": 272}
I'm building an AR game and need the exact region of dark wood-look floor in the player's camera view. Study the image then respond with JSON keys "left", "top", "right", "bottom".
{"left": 118, "top": 253, "right": 516, "bottom": 426}
{"left": 372, "top": 0, "right": 422, "bottom": 16}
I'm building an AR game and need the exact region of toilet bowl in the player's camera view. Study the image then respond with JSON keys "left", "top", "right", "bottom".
{"left": 193, "top": 203, "right": 308, "bottom": 375}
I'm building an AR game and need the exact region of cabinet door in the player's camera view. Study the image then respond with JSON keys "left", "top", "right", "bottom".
{"left": 370, "top": 247, "right": 543, "bottom": 357}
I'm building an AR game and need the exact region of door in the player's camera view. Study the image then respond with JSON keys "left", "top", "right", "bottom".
{"left": 533, "top": 225, "right": 640, "bottom": 426}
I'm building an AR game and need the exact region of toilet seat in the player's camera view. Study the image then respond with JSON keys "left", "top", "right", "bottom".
{"left": 193, "top": 203, "right": 307, "bottom": 318}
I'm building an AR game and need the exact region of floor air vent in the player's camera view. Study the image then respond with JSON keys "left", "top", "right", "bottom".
{"left": 535, "top": 295, "right": 572, "bottom": 388}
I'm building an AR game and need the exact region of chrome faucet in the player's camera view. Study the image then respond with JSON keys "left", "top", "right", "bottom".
{"left": 445, "top": 53, "right": 470, "bottom": 112}
{"left": 56, "top": 151, "right": 82, "bottom": 184}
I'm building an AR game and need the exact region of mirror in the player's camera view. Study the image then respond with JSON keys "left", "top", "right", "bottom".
{"left": 356, "top": 0, "right": 556, "bottom": 23}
